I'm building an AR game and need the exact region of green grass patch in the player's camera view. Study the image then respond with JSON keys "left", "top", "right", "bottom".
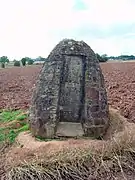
{"left": 8, "top": 125, "right": 29, "bottom": 143}
{"left": 0, "top": 127, "right": 8, "bottom": 142}
{"left": 0, "top": 110, "right": 27, "bottom": 123}
{"left": 0, "top": 110, "right": 29, "bottom": 143}
{"left": 16, "top": 114, "right": 28, "bottom": 121}
{"left": 17, "top": 124, "right": 29, "bottom": 133}
{"left": 0, "top": 124, "right": 29, "bottom": 143}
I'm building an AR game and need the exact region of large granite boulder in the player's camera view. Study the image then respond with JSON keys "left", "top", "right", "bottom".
{"left": 29, "top": 39, "right": 109, "bottom": 138}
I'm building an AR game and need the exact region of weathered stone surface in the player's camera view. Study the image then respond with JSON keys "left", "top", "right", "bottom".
{"left": 29, "top": 39, "right": 109, "bottom": 138}
{"left": 56, "top": 122, "right": 84, "bottom": 137}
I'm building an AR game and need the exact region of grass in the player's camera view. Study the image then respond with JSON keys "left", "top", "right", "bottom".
{"left": 0, "top": 110, "right": 29, "bottom": 143}
{"left": 0, "top": 110, "right": 23, "bottom": 122}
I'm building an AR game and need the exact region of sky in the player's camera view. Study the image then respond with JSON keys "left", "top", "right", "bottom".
{"left": 0, "top": 0, "right": 135, "bottom": 60}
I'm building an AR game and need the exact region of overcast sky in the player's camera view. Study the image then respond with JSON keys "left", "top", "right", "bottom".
{"left": 0, "top": 0, "right": 135, "bottom": 60}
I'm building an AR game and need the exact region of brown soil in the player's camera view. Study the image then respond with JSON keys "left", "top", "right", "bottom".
{"left": 0, "top": 62, "right": 135, "bottom": 123}
{"left": 101, "top": 62, "right": 135, "bottom": 123}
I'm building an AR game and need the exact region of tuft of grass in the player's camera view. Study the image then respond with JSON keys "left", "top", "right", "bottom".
{"left": 0, "top": 110, "right": 26, "bottom": 123}
{"left": 8, "top": 130, "right": 18, "bottom": 143}
{"left": 0, "top": 127, "right": 8, "bottom": 142}
{"left": 0, "top": 110, "right": 29, "bottom": 143}
{"left": 17, "top": 124, "right": 29, "bottom": 133}
{"left": 0, "top": 125, "right": 29, "bottom": 144}
{"left": 16, "top": 114, "right": 28, "bottom": 121}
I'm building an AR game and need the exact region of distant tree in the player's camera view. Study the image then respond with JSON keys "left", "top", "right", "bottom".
{"left": 101, "top": 54, "right": 108, "bottom": 62}
{"left": 102, "top": 54, "right": 108, "bottom": 57}
{"left": 38, "top": 56, "right": 46, "bottom": 61}
{"left": 0, "top": 56, "right": 9, "bottom": 63}
{"left": 27, "top": 59, "right": 34, "bottom": 65}
{"left": 0, "top": 56, "right": 9, "bottom": 68}
{"left": 96, "top": 53, "right": 108, "bottom": 62}
{"left": 96, "top": 53, "right": 102, "bottom": 62}
{"left": 1, "top": 62, "right": 5, "bottom": 68}
{"left": 21, "top": 57, "right": 34, "bottom": 66}
{"left": 118, "top": 55, "right": 135, "bottom": 60}
{"left": 107, "top": 55, "right": 135, "bottom": 61}
{"left": 14, "top": 60, "right": 21, "bottom": 67}
{"left": 21, "top": 57, "right": 27, "bottom": 66}
{"left": 108, "top": 56, "right": 116, "bottom": 60}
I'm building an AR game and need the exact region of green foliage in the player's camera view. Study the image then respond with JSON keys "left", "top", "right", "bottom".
{"left": 0, "top": 110, "right": 22, "bottom": 122}
{"left": 14, "top": 60, "right": 21, "bottom": 67}
{"left": 0, "top": 127, "right": 8, "bottom": 142}
{"left": 17, "top": 124, "right": 29, "bottom": 132}
{"left": 27, "top": 59, "right": 34, "bottom": 65}
{"left": 1, "top": 62, "right": 5, "bottom": 68}
{"left": 8, "top": 130, "right": 17, "bottom": 143}
{"left": 21, "top": 57, "right": 34, "bottom": 66}
{"left": 96, "top": 53, "right": 108, "bottom": 62}
{"left": 108, "top": 55, "right": 135, "bottom": 60}
{"left": 0, "top": 56, "right": 9, "bottom": 63}
{"left": 21, "top": 58, "right": 27, "bottom": 66}
{"left": 38, "top": 56, "right": 46, "bottom": 61}
{"left": 16, "top": 114, "right": 27, "bottom": 121}
{"left": 0, "top": 125, "right": 29, "bottom": 143}
{"left": 0, "top": 56, "right": 9, "bottom": 68}
{"left": 0, "top": 110, "right": 29, "bottom": 143}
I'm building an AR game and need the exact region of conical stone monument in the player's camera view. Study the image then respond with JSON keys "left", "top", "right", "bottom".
{"left": 29, "top": 39, "right": 109, "bottom": 138}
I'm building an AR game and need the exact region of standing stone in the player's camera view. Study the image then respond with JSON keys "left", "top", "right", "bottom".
{"left": 29, "top": 39, "right": 109, "bottom": 138}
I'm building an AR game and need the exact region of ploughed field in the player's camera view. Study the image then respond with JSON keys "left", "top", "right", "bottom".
{"left": 0, "top": 62, "right": 135, "bottom": 122}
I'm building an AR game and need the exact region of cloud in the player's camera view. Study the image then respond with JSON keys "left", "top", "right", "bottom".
{"left": 0, "top": 0, "right": 135, "bottom": 59}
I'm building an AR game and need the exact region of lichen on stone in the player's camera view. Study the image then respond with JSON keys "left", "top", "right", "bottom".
{"left": 29, "top": 39, "right": 109, "bottom": 139}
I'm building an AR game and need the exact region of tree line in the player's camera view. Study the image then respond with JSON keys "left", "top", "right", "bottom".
{"left": 96, "top": 54, "right": 135, "bottom": 61}
{"left": 107, "top": 55, "right": 135, "bottom": 60}
{"left": 0, "top": 56, "right": 46, "bottom": 68}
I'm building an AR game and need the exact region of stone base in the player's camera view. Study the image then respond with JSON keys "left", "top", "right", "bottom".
{"left": 83, "top": 125, "right": 108, "bottom": 139}
{"left": 56, "top": 122, "right": 84, "bottom": 137}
